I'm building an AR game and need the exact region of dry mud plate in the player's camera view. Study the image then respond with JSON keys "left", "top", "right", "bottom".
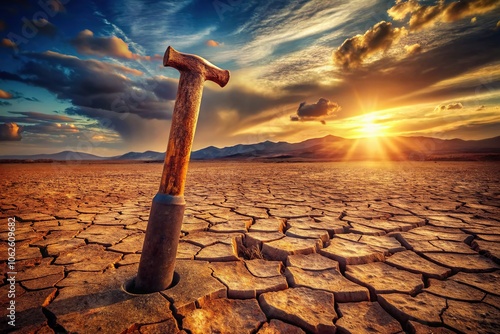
{"left": 0, "top": 161, "right": 499, "bottom": 334}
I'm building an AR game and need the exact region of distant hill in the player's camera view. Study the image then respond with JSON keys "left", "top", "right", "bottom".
{"left": 1, "top": 135, "right": 499, "bottom": 162}
{"left": 190, "top": 135, "right": 500, "bottom": 161}
{"left": 115, "top": 150, "right": 164, "bottom": 161}
{"left": 0, "top": 150, "right": 164, "bottom": 162}
{"left": 0, "top": 150, "right": 105, "bottom": 161}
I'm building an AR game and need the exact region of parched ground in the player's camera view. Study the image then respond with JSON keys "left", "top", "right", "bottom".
{"left": 0, "top": 161, "right": 499, "bottom": 334}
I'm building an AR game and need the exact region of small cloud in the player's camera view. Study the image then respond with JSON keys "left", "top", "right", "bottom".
{"left": 1, "top": 38, "right": 16, "bottom": 49}
{"left": 447, "top": 102, "right": 464, "bottom": 110}
{"left": 291, "top": 98, "right": 341, "bottom": 123}
{"left": 471, "top": 17, "right": 477, "bottom": 24}
{"left": 71, "top": 30, "right": 154, "bottom": 61}
{"left": 333, "top": 21, "right": 407, "bottom": 69}
{"left": 496, "top": 20, "right": 500, "bottom": 29}
{"left": 0, "top": 101, "right": 12, "bottom": 106}
{"left": 0, "top": 123, "right": 22, "bottom": 141}
{"left": 435, "top": 102, "right": 463, "bottom": 111}
{"left": 477, "top": 105, "right": 485, "bottom": 111}
{"left": 0, "top": 20, "right": 6, "bottom": 31}
{"left": 31, "top": 18, "right": 57, "bottom": 37}
{"left": 206, "top": 39, "right": 223, "bottom": 47}
{"left": 0, "top": 89, "right": 13, "bottom": 99}
{"left": 25, "top": 96, "right": 41, "bottom": 102}
{"left": 41, "top": 0, "right": 66, "bottom": 13}
{"left": 404, "top": 43, "right": 422, "bottom": 56}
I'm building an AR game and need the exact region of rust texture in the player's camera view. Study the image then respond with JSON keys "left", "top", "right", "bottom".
{"left": 135, "top": 46, "right": 230, "bottom": 293}
{"left": 159, "top": 46, "right": 230, "bottom": 196}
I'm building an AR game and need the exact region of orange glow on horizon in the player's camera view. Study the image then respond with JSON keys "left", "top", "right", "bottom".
{"left": 354, "top": 114, "right": 389, "bottom": 138}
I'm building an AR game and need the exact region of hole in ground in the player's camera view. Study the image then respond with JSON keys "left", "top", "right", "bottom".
{"left": 122, "top": 272, "right": 180, "bottom": 295}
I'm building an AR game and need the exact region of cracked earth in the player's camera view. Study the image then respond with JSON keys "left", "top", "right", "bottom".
{"left": 0, "top": 161, "right": 499, "bottom": 334}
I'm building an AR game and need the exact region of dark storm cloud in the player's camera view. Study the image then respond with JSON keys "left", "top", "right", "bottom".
{"left": 388, "top": 0, "right": 500, "bottom": 31}
{"left": 291, "top": 98, "right": 341, "bottom": 123}
{"left": 0, "top": 122, "right": 22, "bottom": 141}
{"left": 0, "top": 71, "right": 23, "bottom": 81}
{"left": 0, "top": 49, "right": 287, "bottom": 144}
{"left": 190, "top": 84, "right": 297, "bottom": 141}
{"left": 333, "top": 21, "right": 407, "bottom": 69}
{"left": 201, "top": 85, "right": 291, "bottom": 120}
{"left": 147, "top": 76, "right": 178, "bottom": 101}
{"left": 64, "top": 106, "right": 168, "bottom": 144}
{"left": 0, "top": 51, "right": 173, "bottom": 121}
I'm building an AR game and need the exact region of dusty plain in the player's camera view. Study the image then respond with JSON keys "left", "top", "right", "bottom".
{"left": 0, "top": 161, "right": 499, "bottom": 333}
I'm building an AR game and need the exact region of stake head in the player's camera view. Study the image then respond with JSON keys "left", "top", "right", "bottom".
{"left": 163, "top": 46, "right": 230, "bottom": 87}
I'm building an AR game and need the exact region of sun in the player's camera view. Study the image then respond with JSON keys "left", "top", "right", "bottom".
{"left": 357, "top": 114, "right": 387, "bottom": 138}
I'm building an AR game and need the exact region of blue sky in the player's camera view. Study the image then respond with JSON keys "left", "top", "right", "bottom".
{"left": 1, "top": 0, "right": 499, "bottom": 156}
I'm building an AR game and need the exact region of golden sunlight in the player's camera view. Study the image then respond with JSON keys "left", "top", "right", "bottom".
{"left": 356, "top": 114, "right": 387, "bottom": 138}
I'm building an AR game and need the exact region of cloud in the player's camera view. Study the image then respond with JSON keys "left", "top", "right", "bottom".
{"left": 71, "top": 30, "right": 155, "bottom": 61}
{"left": 23, "top": 122, "right": 79, "bottom": 135}
{"left": 47, "top": 0, "right": 66, "bottom": 13}
{"left": 405, "top": 43, "right": 422, "bottom": 55}
{"left": 447, "top": 102, "right": 464, "bottom": 110}
{"left": 0, "top": 123, "right": 22, "bottom": 141}
{"left": 64, "top": 106, "right": 170, "bottom": 149}
{"left": 0, "top": 101, "right": 12, "bottom": 106}
{"left": 496, "top": 20, "right": 500, "bottom": 29}
{"left": 291, "top": 98, "right": 341, "bottom": 123}
{"left": 1, "top": 38, "right": 16, "bottom": 49}
{"left": 206, "top": 39, "right": 222, "bottom": 47}
{"left": 30, "top": 18, "right": 57, "bottom": 37}
{"left": 444, "top": 0, "right": 500, "bottom": 22}
{"left": 387, "top": 0, "right": 427, "bottom": 22}
{"left": 0, "top": 20, "right": 5, "bottom": 31}
{"left": 0, "top": 51, "right": 179, "bottom": 146}
{"left": 146, "top": 76, "right": 178, "bottom": 101}
{"left": 328, "top": 21, "right": 500, "bottom": 116}
{"left": 388, "top": 0, "right": 500, "bottom": 31}
{"left": 435, "top": 102, "right": 464, "bottom": 112}
{"left": 0, "top": 51, "right": 171, "bottom": 119}
{"left": 8, "top": 111, "right": 76, "bottom": 123}
{"left": 3, "top": 90, "right": 41, "bottom": 102}
{"left": 333, "top": 21, "right": 407, "bottom": 69}
{"left": 0, "top": 89, "right": 12, "bottom": 99}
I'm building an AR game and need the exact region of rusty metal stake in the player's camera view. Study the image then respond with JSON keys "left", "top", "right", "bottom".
{"left": 135, "top": 46, "right": 230, "bottom": 293}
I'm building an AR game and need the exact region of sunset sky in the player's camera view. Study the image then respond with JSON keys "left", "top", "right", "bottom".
{"left": 0, "top": 0, "right": 499, "bottom": 156}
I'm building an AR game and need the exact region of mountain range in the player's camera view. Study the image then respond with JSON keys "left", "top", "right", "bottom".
{"left": 1, "top": 135, "right": 500, "bottom": 162}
